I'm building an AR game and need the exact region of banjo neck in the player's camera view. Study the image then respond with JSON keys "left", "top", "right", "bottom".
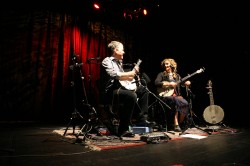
{"left": 207, "top": 80, "right": 215, "bottom": 106}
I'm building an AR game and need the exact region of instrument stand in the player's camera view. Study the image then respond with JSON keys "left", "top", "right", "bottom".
{"left": 203, "top": 80, "right": 226, "bottom": 132}
{"left": 63, "top": 108, "right": 84, "bottom": 136}
{"left": 180, "top": 87, "right": 211, "bottom": 135}
{"left": 63, "top": 56, "right": 85, "bottom": 136}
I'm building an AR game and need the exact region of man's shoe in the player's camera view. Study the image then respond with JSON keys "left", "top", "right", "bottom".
{"left": 136, "top": 119, "right": 156, "bottom": 127}
{"left": 118, "top": 130, "right": 135, "bottom": 137}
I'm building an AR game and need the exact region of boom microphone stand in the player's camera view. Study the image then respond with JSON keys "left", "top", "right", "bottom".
{"left": 64, "top": 55, "right": 100, "bottom": 141}
{"left": 140, "top": 78, "right": 172, "bottom": 132}
{"left": 74, "top": 57, "right": 103, "bottom": 143}
{"left": 180, "top": 87, "right": 211, "bottom": 135}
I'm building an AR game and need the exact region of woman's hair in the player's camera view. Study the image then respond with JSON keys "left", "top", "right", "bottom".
{"left": 108, "top": 41, "right": 123, "bottom": 54}
{"left": 161, "top": 58, "right": 178, "bottom": 76}
{"left": 161, "top": 58, "right": 177, "bottom": 69}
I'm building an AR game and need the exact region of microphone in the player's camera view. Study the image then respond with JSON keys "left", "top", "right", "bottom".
{"left": 87, "top": 57, "right": 101, "bottom": 61}
{"left": 72, "top": 54, "right": 79, "bottom": 60}
{"left": 69, "top": 63, "right": 83, "bottom": 70}
{"left": 141, "top": 73, "right": 151, "bottom": 84}
{"left": 75, "top": 63, "right": 83, "bottom": 67}
{"left": 131, "top": 80, "right": 140, "bottom": 84}
{"left": 187, "top": 88, "right": 195, "bottom": 98}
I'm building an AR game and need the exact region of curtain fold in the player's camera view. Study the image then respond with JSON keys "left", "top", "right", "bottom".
{"left": 0, "top": 10, "right": 110, "bottom": 121}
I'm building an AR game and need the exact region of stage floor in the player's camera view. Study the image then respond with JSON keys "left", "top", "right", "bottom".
{"left": 0, "top": 121, "right": 250, "bottom": 166}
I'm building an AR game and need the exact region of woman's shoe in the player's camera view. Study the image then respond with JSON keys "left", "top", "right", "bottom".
{"left": 174, "top": 125, "right": 182, "bottom": 132}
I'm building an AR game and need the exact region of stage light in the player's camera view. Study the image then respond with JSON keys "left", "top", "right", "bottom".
{"left": 143, "top": 9, "right": 147, "bottom": 15}
{"left": 93, "top": 3, "right": 100, "bottom": 10}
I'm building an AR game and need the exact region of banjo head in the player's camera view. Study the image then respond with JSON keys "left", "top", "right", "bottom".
{"left": 203, "top": 105, "right": 224, "bottom": 124}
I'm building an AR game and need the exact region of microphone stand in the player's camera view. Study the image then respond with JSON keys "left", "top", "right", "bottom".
{"left": 64, "top": 55, "right": 101, "bottom": 143}
{"left": 140, "top": 79, "right": 171, "bottom": 132}
{"left": 86, "top": 57, "right": 101, "bottom": 105}
{"left": 180, "top": 87, "right": 211, "bottom": 135}
{"left": 74, "top": 57, "right": 102, "bottom": 143}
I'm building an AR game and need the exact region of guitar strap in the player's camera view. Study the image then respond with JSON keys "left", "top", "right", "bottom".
{"left": 116, "top": 60, "right": 124, "bottom": 72}
{"left": 175, "top": 74, "right": 181, "bottom": 96}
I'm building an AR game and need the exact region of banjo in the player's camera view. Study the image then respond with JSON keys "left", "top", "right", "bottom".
{"left": 158, "top": 68, "right": 205, "bottom": 97}
{"left": 119, "top": 59, "right": 142, "bottom": 91}
{"left": 203, "top": 80, "right": 224, "bottom": 124}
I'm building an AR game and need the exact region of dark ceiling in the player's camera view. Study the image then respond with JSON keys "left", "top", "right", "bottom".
{"left": 2, "top": 1, "right": 249, "bottom": 27}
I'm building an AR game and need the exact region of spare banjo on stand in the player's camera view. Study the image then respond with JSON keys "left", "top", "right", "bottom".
{"left": 203, "top": 80, "right": 224, "bottom": 124}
